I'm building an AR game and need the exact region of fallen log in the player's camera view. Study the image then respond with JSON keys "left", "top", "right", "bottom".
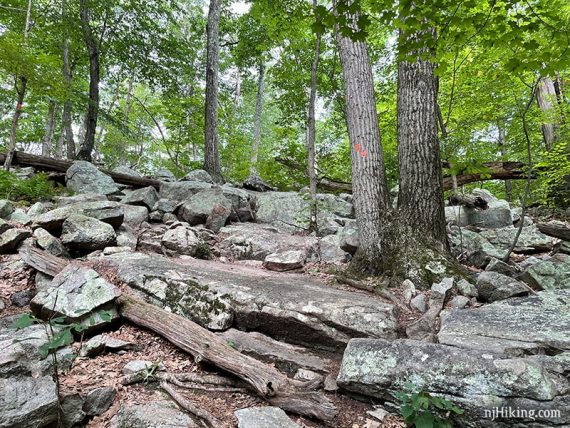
{"left": 448, "top": 193, "right": 488, "bottom": 210}
{"left": 537, "top": 220, "right": 570, "bottom": 241}
{"left": 19, "top": 246, "right": 69, "bottom": 277}
{"left": 117, "top": 295, "right": 337, "bottom": 422}
{"left": 0, "top": 151, "right": 161, "bottom": 189}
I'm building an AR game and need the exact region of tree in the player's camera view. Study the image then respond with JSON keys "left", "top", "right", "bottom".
{"left": 203, "top": 0, "right": 223, "bottom": 183}
{"left": 250, "top": 60, "right": 266, "bottom": 176}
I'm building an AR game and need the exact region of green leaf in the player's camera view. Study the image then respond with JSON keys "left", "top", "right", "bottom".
{"left": 11, "top": 314, "right": 40, "bottom": 330}
{"left": 414, "top": 411, "right": 435, "bottom": 428}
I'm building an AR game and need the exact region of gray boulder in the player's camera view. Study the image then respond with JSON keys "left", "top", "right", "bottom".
{"left": 154, "top": 168, "right": 176, "bottom": 182}
{"left": 255, "top": 191, "right": 309, "bottom": 231}
{"left": 485, "top": 257, "right": 519, "bottom": 276}
{"left": 337, "top": 338, "right": 569, "bottom": 427}
{"left": 181, "top": 169, "right": 214, "bottom": 183}
{"left": 120, "top": 204, "right": 149, "bottom": 229}
{"left": 456, "top": 279, "right": 478, "bottom": 298}
{"left": 263, "top": 250, "right": 306, "bottom": 271}
{"left": 205, "top": 202, "right": 231, "bottom": 233}
{"left": 410, "top": 294, "right": 428, "bottom": 313}
{"left": 316, "top": 193, "right": 354, "bottom": 218}
{"left": 319, "top": 234, "right": 349, "bottom": 263}
{"left": 339, "top": 222, "right": 359, "bottom": 255}
{"left": 31, "top": 265, "right": 120, "bottom": 330}
{"left": 221, "top": 185, "right": 255, "bottom": 222}
{"left": 56, "top": 194, "right": 107, "bottom": 206}
{"left": 113, "top": 165, "right": 142, "bottom": 177}
{"left": 438, "top": 290, "right": 570, "bottom": 354}
{"left": 83, "top": 386, "right": 115, "bottom": 416}
{"left": 27, "top": 201, "right": 51, "bottom": 217}
{"left": 66, "top": 161, "right": 119, "bottom": 195}
{"left": 9, "top": 209, "right": 31, "bottom": 225}
{"left": 449, "top": 228, "right": 507, "bottom": 268}
{"left": 476, "top": 271, "right": 529, "bottom": 302}
{"left": 161, "top": 223, "right": 206, "bottom": 257}
{"left": 480, "top": 225, "right": 554, "bottom": 253}
{"left": 178, "top": 187, "right": 232, "bottom": 226}
{"left": 446, "top": 199, "right": 513, "bottom": 228}
{"left": 121, "top": 186, "right": 159, "bottom": 210}
{"left": 235, "top": 407, "right": 301, "bottom": 428}
{"left": 0, "top": 376, "right": 58, "bottom": 427}
{"left": 152, "top": 198, "right": 178, "bottom": 214}
{"left": 521, "top": 254, "right": 570, "bottom": 290}
{"left": 0, "top": 199, "right": 14, "bottom": 219}
{"left": 114, "top": 401, "right": 197, "bottom": 428}
{"left": 159, "top": 180, "right": 212, "bottom": 202}
{"left": 61, "top": 214, "right": 116, "bottom": 251}
{"left": 0, "top": 228, "right": 31, "bottom": 253}
{"left": 81, "top": 200, "right": 124, "bottom": 229}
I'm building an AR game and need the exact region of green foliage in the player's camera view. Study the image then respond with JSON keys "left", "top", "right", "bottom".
{"left": 537, "top": 141, "right": 570, "bottom": 207}
{"left": 394, "top": 383, "right": 464, "bottom": 428}
{"left": 0, "top": 170, "right": 60, "bottom": 202}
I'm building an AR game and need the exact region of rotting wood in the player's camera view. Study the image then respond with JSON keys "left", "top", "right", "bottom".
{"left": 537, "top": 220, "right": 570, "bottom": 241}
{"left": 448, "top": 193, "right": 488, "bottom": 210}
{"left": 117, "top": 294, "right": 337, "bottom": 422}
{"left": 19, "top": 246, "right": 69, "bottom": 277}
{"left": 161, "top": 380, "right": 222, "bottom": 428}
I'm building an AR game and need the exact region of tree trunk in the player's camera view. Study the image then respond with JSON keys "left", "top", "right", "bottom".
{"left": 396, "top": 28, "right": 447, "bottom": 251}
{"left": 306, "top": 6, "right": 321, "bottom": 233}
{"left": 60, "top": 0, "right": 75, "bottom": 160}
{"left": 536, "top": 76, "right": 559, "bottom": 151}
{"left": 41, "top": 100, "right": 58, "bottom": 157}
{"left": 234, "top": 68, "right": 242, "bottom": 109}
{"left": 250, "top": 61, "right": 265, "bottom": 176}
{"left": 3, "top": 0, "right": 33, "bottom": 171}
{"left": 498, "top": 122, "right": 512, "bottom": 201}
{"left": 203, "top": 0, "right": 223, "bottom": 183}
{"left": 77, "top": 0, "right": 100, "bottom": 161}
{"left": 335, "top": 1, "right": 390, "bottom": 273}
{"left": 120, "top": 78, "right": 134, "bottom": 164}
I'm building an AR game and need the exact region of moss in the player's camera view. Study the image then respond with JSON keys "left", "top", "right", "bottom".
{"left": 194, "top": 242, "right": 213, "bottom": 260}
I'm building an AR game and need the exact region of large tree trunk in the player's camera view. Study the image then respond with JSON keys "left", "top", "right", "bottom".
{"left": 3, "top": 0, "right": 33, "bottom": 171}
{"left": 203, "top": 0, "right": 223, "bottom": 183}
{"left": 61, "top": 0, "right": 75, "bottom": 160}
{"left": 396, "top": 28, "right": 447, "bottom": 250}
{"left": 498, "top": 121, "right": 512, "bottom": 201}
{"left": 41, "top": 100, "right": 58, "bottom": 157}
{"left": 335, "top": 1, "right": 390, "bottom": 273}
{"left": 307, "top": 7, "right": 321, "bottom": 233}
{"left": 536, "top": 76, "right": 559, "bottom": 151}
{"left": 249, "top": 61, "right": 265, "bottom": 176}
{"left": 77, "top": 0, "right": 100, "bottom": 161}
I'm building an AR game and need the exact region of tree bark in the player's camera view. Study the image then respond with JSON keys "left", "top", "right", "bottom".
{"left": 61, "top": 0, "right": 75, "bottom": 160}
{"left": 306, "top": 6, "right": 321, "bottom": 233}
{"left": 250, "top": 61, "right": 265, "bottom": 176}
{"left": 498, "top": 121, "right": 512, "bottom": 201}
{"left": 3, "top": 0, "right": 33, "bottom": 171}
{"left": 203, "top": 0, "right": 223, "bottom": 183}
{"left": 335, "top": 1, "right": 390, "bottom": 272}
{"left": 396, "top": 26, "right": 447, "bottom": 251}
{"left": 77, "top": 0, "right": 100, "bottom": 161}
{"left": 41, "top": 100, "right": 58, "bottom": 157}
{"left": 536, "top": 76, "right": 559, "bottom": 151}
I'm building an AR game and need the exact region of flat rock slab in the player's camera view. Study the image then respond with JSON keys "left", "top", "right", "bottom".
{"left": 438, "top": 290, "right": 570, "bottom": 355}
{"left": 98, "top": 252, "right": 397, "bottom": 349}
{"left": 235, "top": 406, "right": 301, "bottom": 428}
{"left": 337, "top": 338, "right": 570, "bottom": 427}
{"left": 114, "top": 401, "right": 197, "bottom": 428}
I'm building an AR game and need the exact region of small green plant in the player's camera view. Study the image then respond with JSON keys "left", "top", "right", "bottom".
{"left": 0, "top": 170, "right": 62, "bottom": 203}
{"left": 136, "top": 361, "right": 162, "bottom": 384}
{"left": 394, "top": 383, "right": 464, "bottom": 428}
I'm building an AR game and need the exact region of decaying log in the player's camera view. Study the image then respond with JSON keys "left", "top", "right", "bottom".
{"left": 448, "top": 193, "right": 488, "bottom": 210}
{"left": 19, "top": 246, "right": 69, "bottom": 277}
{"left": 117, "top": 295, "right": 337, "bottom": 422}
{"left": 0, "top": 151, "right": 160, "bottom": 189}
{"left": 537, "top": 221, "right": 570, "bottom": 241}
{"left": 160, "top": 381, "right": 222, "bottom": 428}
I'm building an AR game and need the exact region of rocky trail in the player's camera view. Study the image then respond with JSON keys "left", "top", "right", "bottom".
{"left": 0, "top": 161, "right": 569, "bottom": 427}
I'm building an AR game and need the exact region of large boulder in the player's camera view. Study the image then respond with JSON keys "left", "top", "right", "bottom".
{"left": 113, "top": 401, "right": 197, "bottom": 428}
{"left": 31, "top": 265, "right": 120, "bottom": 330}
{"left": 154, "top": 168, "right": 176, "bottom": 182}
{"left": 449, "top": 228, "right": 507, "bottom": 268}
{"left": 0, "top": 376, "right": 58, "bottom": 427}
{"left": 34, "top": 228, "right": 70, "bottom": 258}
{"left": 159, "top": 181, "right": 212, "bottom": 202}
{"left": 255, "top": 192, "right": 309, "bottom": 231}
{"left": 316, "top": 193, "right": 353, "bottom": 218}
{"left": 66, "top": 161, "right": 119, "bottom": 195}
{"left": 33, "top": 201, "right": 124, "bottom": 233}
{"left": 337, "top": 338, "right": 570, "bottom": 427}
{"left": 97, "top": 252, "right": 397, "bottom": 349}
{"left": 438, "top": 290, "right": 570, "bottom": 354}
{"left": 120, "top": 204, "right": 149, "bottom": 229}
{"left": 263, "top": 250, "right": 306, "bottom": 272}
{"left": 61, "top": 214, "right": 116, "bottom": 251}
{"left": 161, "top": 223, "right": 207, "bottom": 257}
{"left": 521, "top": 254, "right": 570, "bottom": 290}
{"left": 0, "top": 228, "right": 31, "bottom": 253}
{"left": 178, "top": 188, "right": 232, "bottom": 226}
{"left": 476, "top": 271, "right": 529, "bottom": 302}
{"left": 121, "top": 186, "right": 159, "bottom": 210}
{"left": 181, "top": 169, "right": 214, "bottom": 183}
{"left": 221, "top": 185, "right": 255, "bottom": 222}
{"left": 113, "top": 165, "right": 142, "bottom": 177}
{"left": 338, "top": 222, "right": 359, "bottom": 254}
{"left": 319, "top": 234, "right": 349, "bottom": 264}
{"left": 480, "top": 225, "right": 554, "bottom": 253}
{"left": 445, "top": 198, "right": 513, "bottom": 228}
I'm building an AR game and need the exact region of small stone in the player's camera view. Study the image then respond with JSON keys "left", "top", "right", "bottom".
{"left": 162, "top": 213, "right": 178, "bottom": 224}
{"left": 476, "top": 271, "right": 529, "bottom": 302}
{"left": 401, "top": 279, "right": 416, "bottom": 303}
{"left": 0, "top": 228, "right": 31, "bottom": 253}
{"left": 456, "top": 278, "right": 478, "bottom": 298}
{"left": 181, "top": 169, "right": 214, "bottom": 183}
{"left": 430, "top": 277, "right": 454, "bottom": 309}
{"left": 61, "top": 214, "right": 116, "bottom": 252}
{"left": 293, "top": 368, "right": 323, "bottom": 383}
{"left": 449, "top": 295, "right": 470, "bottom": 309}
{"left": 149, "top": 210, "right": 163, "bottom": 222}
{"left": 121, "top": 186, "right": 159, "bottom": 210}
{"left": 263, "top": 250, "right": 306, "bottom": 272}
{"left": 486, "top": 257, "right": 518, "bottom": 276}
{"left": 102, "top": 246, "right": 132, "bottom": 256}
{"left": 122, "top": 360, "right": 165, "bottom": 375}
{"left": 34, "top": 227, "right": 70, "bottom": 258}
{"left": 60, "top": 393, "right": 86, "bottom": 427}
{"left": 10, "top": 289, "right": 36, "bottom": 307}
{"left": 410, "top": 294, "right": 428, "bottom": 313}
{"left": 323, "top": 374, "right": 338, "bottom": 392}
{"left": 367, "top": 406, "right": 389, "bottom": 422}
{"left": 0, "top": 199, "right": 15, "bottom": 219}
{"left": 83, "top": 387, "right": 115, "bottom": 416}
{"left": 9, "top": 209, "right": 31, "bottom": 226}
{"left": 235, "top": 407, "right": 301, "bottom": 428}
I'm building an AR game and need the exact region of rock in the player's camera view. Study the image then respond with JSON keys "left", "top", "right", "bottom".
{"left": 154, "top": 168, "right": 176, "bottom": 182}
{"left": 122, "top": 360, "right": 166, "bottom": 375}
{"left": 181, "top": 169, "right": 214, "bottom": 183}
{"left": 99, "top": 252, "right": 397, "bottom": 349}
{"left": 456, "top": 278, "right": 478, "bottom": 298}
{"left": 66, "top": 161, "right": 119, "bottom": 195}
{"left": 338, "top": 222, "right": 359, "bottom": 254}
{"left": 9, "top": 208, "right": 31, "bottom": 225}
{"left": 0, "top": 299, "right": 4, "bottom": 312}
{"left": 162, "top": 213, "right": 178, "bottom": 224}
{"left": 446, "top": 199, "right": 513, "bottom": 228}
{"left": 35, "top": 272, "right": 53, "bottom": 291}
{"left": 222, "top": 185, "right": 255, "bottom": 222}
{"left": 34, "top": 227, "right": 70, "bottom": 258}
{"left": 410, "top": 294, "right": 428, "bottom": 313}
{"left": 449, "top": 228, "right": 507, "bottom": 268}
{"left": 61, "top": 214, "right": 116, "bottom": 252}
{"left": 0, "top": 228, "right": 31, "bottom": 253}
{"left": 263, "top": 250, "right": 306, "bottom": 272}
{"left": 521, "top": 254, "right": 570, "bottom": 290}
{"left": 476, "top": 271, "right": 529, "bottom": 302}
{"left": 337, "top": 338, "right": 569, "bottom": 427}
{"left": 0, "top": 199, "right": 14, "bottom": 219}
{"left": 367, "top": 406, "right": 389, "bottom": 423}
{"left": 255, "top": 191, "right": 309, "bottom": 231}
{"left": 82, "top": 201, "right": 124, "bottom": 229}
{"left": 10, "top": 289, "right": 36, "bottom": 307}
{"left": 449, "top": 295, "right": 470, "bottom": 309}
{"left": 430, "top": 277, "right": 454, "bottom": 308}
{"left": 235, "top": 407, "right": 301, "bottom": 428}
{"left": 27, "top": 202, "right": 51, "bottom": 217}
{"left": 152, "top": 198, "right": 177, "bottom": 214}
{"left": 161, "top": 223, "right": 206, "bottom": 257}
{"left": 178, "top": 187, "right": 232, "bottom": 226}
{"left": 56, "top": 194, "right": 108, "bottom": 207}
{"left": 485, "top": 257, "right": 519, "bottom": 276}
{"left": 121, "top": 186, "right": 159, "bottom": 210}
{"left": 480, "top": 225, "right": 554, "bottom": 253}
{"left": 401, "top": 279, "right": 416, "bottom": 303}
{"left": 148, "top": 210, "right": 163, "bottom": 222}
{"left": 438, "top": 290, "right": 570, "bottom": 354}
{"left": 116, "top": 225, "right": 138, "bottom": 250}
{"left": 242, "top": 175, "right": 275, "bottom": 192}
{"left": 80, "top": 334, "right": 134, "bottom": 357}
{"left": 113, "top": 165, "right": 142, "bottom": 177}
{"left": 121, "top": 204, "right": 149, "bottom": 229}
{"left": 114, "top": 401, "right": 197, "bottom": 428}
{"left": 102, "top": 246, "right": 132, "bottom": 256}
{"left": 32, "top": 205, "right": 76, "bottom": 232}
{"left": 293, "top": 368, "right": 323, "bottom": 383}
{"left": 83, "top": 387, "right": 115, "bottom": 416}
{"left": 137, "top": 225, "right": 166, "bottom": 253}
{"left": 316, "top": 193, "right": 353, "bottom": 218}
{"left": 60, "top": 393, "right": 86, "bottom": 427}
{"left": 159, "top": 180, "right": 212, "bottom": 202}
{"left": 0, "top": 376, "right": 58, "bottom": 427}
{"left": 205, "top": 202, "right": 231, "bottom": 233}
{"left": 318, "top": 234, "right": 349, "bottom": 264}
{"left": 0, "top": 218, "right": 12, "bottom": 234}
{"left": 31, "top": 265, "right": 120, "bottom": 330}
